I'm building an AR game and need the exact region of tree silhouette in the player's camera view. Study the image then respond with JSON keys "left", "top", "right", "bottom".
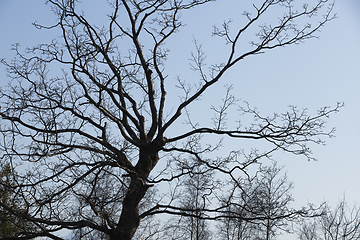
{"left": 162, "top": 163, "right": 214, "bottom": 240}
{"left": 298, "top": 199, "right": 360, "bottom": 240}
{"left": 218, "top": 163, "right": 314, "bottom": 240}
{"left": 0, "top": 0, "right": 340, "bottom": 239}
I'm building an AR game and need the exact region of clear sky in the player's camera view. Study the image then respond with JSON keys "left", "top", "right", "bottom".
{"left": 0, "top": 0, "right": 359, "bottom": 239}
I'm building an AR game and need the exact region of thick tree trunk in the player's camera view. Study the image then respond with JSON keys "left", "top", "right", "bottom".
{"left": 112, "top": 178, "right": 148, "bottom": 240}
{"left": 112, "top": 146, "right": 160, "bottom": 240}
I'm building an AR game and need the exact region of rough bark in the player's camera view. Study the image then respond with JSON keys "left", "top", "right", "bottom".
{"left": 115, "top": 178, "right": 148, "bottom": 239}
{"left": 114, "top": 144, "right": 160, "bottom": 240}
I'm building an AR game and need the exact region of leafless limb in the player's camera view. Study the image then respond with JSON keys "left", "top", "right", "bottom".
{"left": 0, "top": 0, "right": 339, "bottom": 239}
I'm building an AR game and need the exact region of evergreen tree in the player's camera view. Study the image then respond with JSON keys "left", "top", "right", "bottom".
{"left": 0, "top": 164, "right": 36, "bottom": 237}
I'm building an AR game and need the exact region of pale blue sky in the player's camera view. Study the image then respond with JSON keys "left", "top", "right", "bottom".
{"left": 0, "top": 0, "right": 359, "bottom": 239}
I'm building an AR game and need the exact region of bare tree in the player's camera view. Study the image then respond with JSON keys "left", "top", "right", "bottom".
{"left": 163, "top": 162, "right": 214, "bottom": 240}
{"left": 217, "top": 162, "right": 314, "bottom": 240}
{"left": 0, "top": 0, "right": 340, "bottom": 239}
{"left": 250, "top": 164, "right": 295, "bottom": 240}
{"left": 298, "top": 199, "right": 360, "bottom": 240}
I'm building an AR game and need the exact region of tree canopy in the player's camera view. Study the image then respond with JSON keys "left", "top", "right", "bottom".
{"left": 0, "top": 0, "right": 340, "bottom": 239}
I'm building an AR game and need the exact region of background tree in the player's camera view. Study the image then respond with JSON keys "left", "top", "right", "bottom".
{"left": 162, "top": 162, "right": 214, "bottom": 240}
{"left": 217, "top": 162, "right": 312, "bottom": 240}
{"left": 298, "top": 198, "right": 360, "bottom": 240}
{"left": 0, "top": 0, "right": 340, "bottom": 239}
{"left": 248, "top": 164, "right": 296, "bottom": 240}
